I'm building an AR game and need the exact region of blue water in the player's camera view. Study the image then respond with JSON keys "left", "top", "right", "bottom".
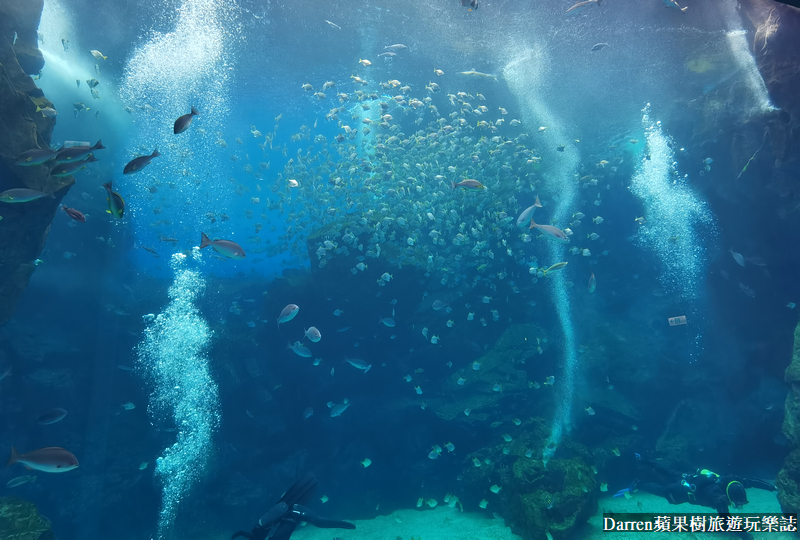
{"left": 2, "top": 0, "right": 797, "bottom": 539}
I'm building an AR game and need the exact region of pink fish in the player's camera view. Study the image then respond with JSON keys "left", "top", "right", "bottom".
{"left": 451, "top": 179, "right": 485, "bottom": 191}
{"left": 7, "top": 446, "right": 78, "bottom": 473}
{"left": 277, "top": 304, "right": 300, "bottom": 327}
{"left": 62, "top": 205, "right": 86, "bottom": 222}
{"left": 529, "top": 218, "right": 569, "bottom": 243}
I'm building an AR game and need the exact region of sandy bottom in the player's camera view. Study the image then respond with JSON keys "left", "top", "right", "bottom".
{"left": 289, "top": 488, "right": 794, "bottom": 540}
{"left": 292, "top": 505, "right": 519, "bottom": 540}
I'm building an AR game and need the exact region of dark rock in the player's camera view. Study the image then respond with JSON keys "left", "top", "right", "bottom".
{"left": 0, "top": 0, "right": 74, "bottom": 325}
{"left": 0, "top": 0, "right": 45, "bottom": 75}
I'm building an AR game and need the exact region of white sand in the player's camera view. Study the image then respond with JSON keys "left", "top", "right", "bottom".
{"left": 287, "top": 488, "right": 795, "bottom": 540}
{"left": 291, "top": 505, "right": 521, "bottom": 540}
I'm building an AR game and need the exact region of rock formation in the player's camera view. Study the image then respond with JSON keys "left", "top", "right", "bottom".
{"left": 0, "top": 0, "right": 74, "bottom": 325}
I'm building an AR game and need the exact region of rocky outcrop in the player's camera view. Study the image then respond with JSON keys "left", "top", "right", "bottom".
{"left": 777, "top": 322, "right": 800, "bottom": 512}
{"left": 0, "top": 0, "right": 73, "bottom": 325}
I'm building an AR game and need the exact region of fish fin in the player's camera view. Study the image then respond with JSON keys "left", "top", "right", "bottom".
{"left": 191, "top": 106, "right": 200, "bottom": 116}
{"left": 365, "top": 365, "right": 372, "bottom": 373}
{"left": 151, "top": 147, "right": 161, "bottom": 157}
{"left": 35, "top": 106, "right": 42, "bottom": 112}
{"left": 200, "top": 232, "right": 211, "bottom": 249}
{"left": 106, "top": 210, "right": 111, "bottom": 214}
{"left": 534, "top": 195, "right": 542, "bottom": 207}
{"left": 7, "top": 447, "right": 19, "bottom": 467}
{"left": 280, "top": 472, "right": 318, "bottom": 506}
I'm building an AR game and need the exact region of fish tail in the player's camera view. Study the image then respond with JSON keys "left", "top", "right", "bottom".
{"left": 102, "top": 181, "right": 112, "bottom": 191}
{"left": 529, "top": 217, "right": 537, "bottom": 229}
{"left": 93, "top": 139, "right": 105, "bottom": 150}
{"left": 200, "top": 232, "right": 212, "bottom": 249}
{"left": 450, "top": 181, "right": 456, "bottom": 191}
{"left": 35, "top": 106, "right": 42, "bottom": 112}
{"left": 365, "top": 365, "right": 372, "bottom": 374}
{"left": 151, "top": 147, "right": 161, "bottom": 157}
{"left": 7, "top": 447, "right": 19, "bottom": 467}
{"left": 534, "top": 195, "right": 542, "bottom": 207}
{"left": 191, "top": 106, "right": 200, "bottom": 116}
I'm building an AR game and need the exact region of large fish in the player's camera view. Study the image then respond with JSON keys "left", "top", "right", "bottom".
{"left": 0, "top": 188, "right": 53, "bottom": 203}
{"left": 102, "top": 181, "right": 125, "bottom": 218}
{"left": 50, "top": 156, "right": 98, "bottom": 177}
{"left": 459, "top": 70, "right": 497, "bottom": 81}
{"left": 55, "top": 139, "right": 105, "bottom": 163}
{"left": 15, "top": 147, "right": 61, "bottom": 166}
{"left": 7, "top": 446, "right": 78, "bottom": 473}
{"left": 516, "top": 195, "right": 542, "bottom": 227}
{"left": 328, "top": 399, "right": 350, "bottom": 417}
{"left": 345, "top": 358, "right": 372, "bottom": 374}
{"left": 123, "top": 148, "right": 161, "bottom": 174}
{"left": 174, "top": 106, "right": 200, "bottom": 134}
{"left": 199, "top": 232, "right": 245, "bottom": 259}
{"left": 530, "top": 218, "right": 569, "bottom": 243}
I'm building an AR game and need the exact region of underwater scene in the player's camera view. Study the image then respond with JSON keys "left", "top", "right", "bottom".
{"left": 2, "top": 0, "right": 800, "bottom": 539}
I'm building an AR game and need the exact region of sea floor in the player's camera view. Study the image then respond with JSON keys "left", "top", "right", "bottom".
{"left": 290, "top": 488, "right": 794, "bottom": 540}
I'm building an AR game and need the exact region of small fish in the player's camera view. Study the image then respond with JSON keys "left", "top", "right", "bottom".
{"left": 7, "top": 447, "right": 78, "bottom": 473}
{"left": 729, "top": 249, "right": 745, "bottom": 267}
{"left": 333, "top": 309, "right": 344, "bottom": 316}
{"left": 345, "top": 358, "right": 372, "bottom": 373}
{"left": 612, "top": 447, "right": 621, "bottom": 457}
{"left": 591, "top": 43, "right": 609, "bottom": 51}
{"left": 90, "top": 49, "right": 107, "bottom": 60}
{"left": 121, "top": 402, "right": 135, "bottom": 410}
{"left": 544, "top": 376, "right": 555, "bottom": 386}
{"left": 566, "top": 0, "right": 602, "bottom": 13}
{"left": 277, "top": 304, "right": 300, "bottom": 326}
{"left": 174, "top": 106, "right": 200, "bottom": 134}
{"left": 460, "top": 70, "right": 496, "bottom": 80}
{"left": 585, "top": 407, "right": 596, "bottom": 416}
{"left": 451, "top": 179, "right": 485, "bottom": 191}
{"left": 35, "top": 106, "right": 57, "bottom": 117}
{"left": 542, "top": 262, "right": 568, "bottom": 277}
{"left": 588, "top": 271, "right": 596, "bottom": 293}
{"left": 490, "top": 484, "right": 502, "bottom": 494}
{"left": 199, "top": 232, "right": 245, "bottom": 259}
{"left": 379, "top": 317, "right": 396, "bottom": 327}
{"left": 472, "top": 361, "right": 481, "bottom": 370}
{"left": 303, "top": 407, "right": 314, "bottom": 419}
{"left": 663, "top": 0, "right": 688, "bottom": 12}
{"left": 600, "top": 483, "right": 608, "bottom": 492}
{"left": 325, "top": 20, "right": 341, "bottom": 30}
{"left": 304, "top": 326, "right": 321, "bottom": 342}
{"left": 50, "top": 155, "right": 98, "bottom": 177}
{"left": 37, "top": 408, "right": 68, "bottom": 425}
{"left": 329, "top": 399, "right": 350, "bottom": 417}
{"left": 288, "top": 341, "right": 312, "bottom": 358}
{"left": 61, "top": 38, "right": 69, "bottom": 52}
{"left": 361, "top": 458, "right": 372, "bottom": 468}
{"left": 123, "top": 148, "right": 161, "bottom": 174}
{"left": 445, "top": 442, "right": 455, "bottom": 452}
{"left": 6, "top": 475, "right": 36, "bottom": 488}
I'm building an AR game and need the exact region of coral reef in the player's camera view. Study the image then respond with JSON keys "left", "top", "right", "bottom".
{"left": 0, "top": 497, "right": 56, "bottom": 540}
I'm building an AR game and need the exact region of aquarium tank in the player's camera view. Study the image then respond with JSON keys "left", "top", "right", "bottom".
{"left": 1, "top": 0, "right": 800, "bottom": 539}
